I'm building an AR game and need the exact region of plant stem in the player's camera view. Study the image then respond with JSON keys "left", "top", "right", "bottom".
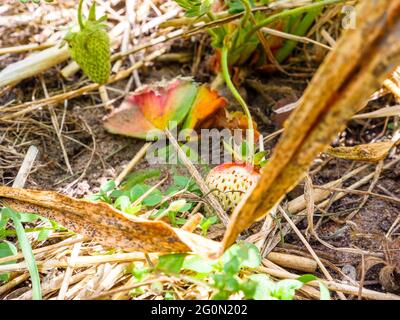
{"left": 78, "top": 0, "right": 85, "bottom": 30}
{"left": 221, "top": 45, "right": 254, "bottom": 164}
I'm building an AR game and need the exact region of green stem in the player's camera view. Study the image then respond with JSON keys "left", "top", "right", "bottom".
{"left": 221, "top": 45, "right": 254, "bottom": 164}
{"left": 78, "top": 0, "right": 85, "bottom": 30}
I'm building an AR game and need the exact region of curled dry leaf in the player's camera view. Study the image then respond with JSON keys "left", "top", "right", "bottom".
{"left": 103, "top": 77, "right": 227, "bottom": 139}
{"left": 380, "top": 237, "right": 400, "bottom": 293}
{"left": 326, "top": 141, "right": 395, "bottom": 163}
{"left": 0, "top": 186, "right": 220, "bottom": 257}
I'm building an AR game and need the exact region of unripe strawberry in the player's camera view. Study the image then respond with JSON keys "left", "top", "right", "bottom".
{"left": 205, "top": 162, "right": 260, "bottom": 212}
{"left": 65, "top": 1, "right": 110, "bottom": 84}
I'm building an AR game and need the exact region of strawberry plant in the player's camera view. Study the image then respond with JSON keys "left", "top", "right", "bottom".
{"left": 65, "top": 0, "right": 110, "bottom": 84}
{"left": 147, "top": 242, "right": 331, "bottom": 300}
{"left": 87, "top": 170, "right": 203, "bottom": 228}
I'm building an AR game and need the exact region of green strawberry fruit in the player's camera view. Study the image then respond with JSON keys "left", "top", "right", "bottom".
{"left": 65, "top": 0, "right": 110, "bottom": 84}
{"left": 205, "top": 162, "right": 260, "bottom": 212}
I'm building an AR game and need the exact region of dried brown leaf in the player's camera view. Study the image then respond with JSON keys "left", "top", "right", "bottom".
{"left": 0, "top": 186, "right": 219, "bottom": 257}
{"left": 326, "top": 141, "right": 395, "bottom": 162}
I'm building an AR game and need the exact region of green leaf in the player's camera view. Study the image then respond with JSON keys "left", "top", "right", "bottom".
{"left": 18, "top": 213, "right": 40, "bottom": 223}
{"left": 183, "top": 255, "right": 215, "bottom": 273}
{"left": 226, "top": 0, "right": 255, "bottom": 14}
{"left": 0, "top": 241, "right": 17, "bottom": 260}
{"left": 85, "top": 194, "right": 102, "bottom": 202}
{"left": 88, "top": 2, "right": 97, "bottom": 21}
{"left": 131, "top": 266, "right": 150, "bottom": 281}
{"left": 156, "top": 253, "right": 187, "bottom": 274}
{"left": 296, "top": 274, "right": 330, "bottom": 299}
{"left": 222, "top": 242, "right": 261, "bottom": 269}
{"left": 168, "top": 199, "right": 187, "bottom": 212}
{"left": 100, "top": 180, "right": 116, "bottom": 194}
{"left": 122, "top": 168, "right": 161, "bottom": 190}
{"left": 143, "top": 189, "right": 163, "bottom": 206}
{"left": 248, "top": 274, "right": 276, "bottom": 300}
{"left": 199, "top": 215, "right": 218, "bottom": 235}
{"left": 273, "top": 279, "right": 303, "bottom": 300}
{"left": 36, "top": 229, "right": 51, "bottom": 242}
{"left": 164, "top": 292, "right": 174, "bottom": 300}
{"left": 223, "top": 256, "right": 241, "bottom": 275}
{"left": 0, "top": 240, "right": 17, "bottom": 283}
{"left": 178, "top": 202, "right": 192, "bottom": 212}
{"left": 125, "top": 205, "right": 142, "bottom": 215}
{"left": 240, "top": 279, "right": 258, "bottom": 299}
{"left": 5, "top": 208, "right": 42, "bottom": 300}
{"left": 109, "top": 189, "right": 124, "bottom": 199}
{"left": 224, "top": 276, "right": 240, "bottom": 292}
{"left": 297, "top": 274, "right": 317, "bottom": 283}
{"left": 129, "top": 184, "right": 150, "bottom": 202}
{"left": 173, "top": 175, "right": 190, "bottom": 188}
{"left": 114, "top": 195, "right": 131, "bottom": 211}
{"left": 175, "top": 0, "right": 212, "bottom": 17}
{"left": 253, "top": 151, "right": 268, "bottom": 165}
{"left": 0, "top": 214, "right": 9, "bottom": 231}
{"left": 0, "top": 241, "right": 17, "bottom": 259}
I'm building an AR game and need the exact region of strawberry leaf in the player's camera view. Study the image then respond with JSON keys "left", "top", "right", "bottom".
{"left": 104, "top": 78, "right": 198, "bottom": 139}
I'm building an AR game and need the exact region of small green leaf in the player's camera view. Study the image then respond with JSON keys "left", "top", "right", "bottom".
{"left": 273, "top": 279, "right": 303, "bottom": 300}
{"left": 178, "top": 202, "right": 192, "bottom": 212}
{"left": 173, "top": 175, "right": 190, "bottom": 188}
{"left": 240, "top": 279, "right": 258, "bottom": 299}
{"left": 122, "top": 168, "right": 161, "bottom": 190}
{"left": 131, "top": 267, "right": 150, "bottom": 281}
{"left": 199, "top": 215, "right": 218, "bottom": 235}
{"left": 129, "top": 184, "right": 150, "bottom": 202}
{"left": 85, "top": 194, "right": 102, "bottom": 202}
{"left": 222, "top": 242, "right": 261, "bottom": 269}
{"left": 100, "top": 180, "right": 116, "bottom": 194}
{"left": 0, "top": 241, "right": 17, "bottom": 259}
{"left": 297, "top": 274, "right": 317, "bottom": 284}
{"left": 0, "top": 215, "right": 9, "bottom": 231}
{"left": 164, "top": 292, "right": 174, "bottom": 300}
{"left": 223, "top": 256, "right": 241, "bottom": 275}
{"left": 248, "top": 274, "right": 276, "bottom": 300}
{"left": 168, "top": 199, "right": 187, "bottom": 212}
{"left": 125, "top": 205, "right": 142, "bottom": 215}
{"left": 5, "top": 208, "right": 42, "bottom": 300}
{"left": 0, "top": 240, "right": 17, "bottom": 283}
{"left": 114, "top": 195, "right": 131, "bottom": 211}
{"left": 36, "top": 229, "right": 51, "bottom": 242}
{"left": 253, "top": 151, "right": 268, "bottom": 165}
{"left": 183, "top": 255, "right": 215, "bottom": 273}
{"left": 143, "top": 190, "right": 163, "bottom": 206}
{"left": 109, "top": 189, "right": 124, "bottom": 199}
{"left": 156, "top": 253, "right": 187, "bottom": 274}
{"left": 18, "top": 213, "right": 40, "bottom": 223}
